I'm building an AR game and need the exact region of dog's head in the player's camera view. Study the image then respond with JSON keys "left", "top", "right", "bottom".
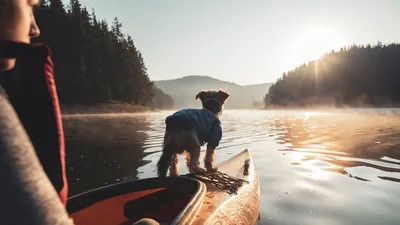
{"left": 195, "top": 89, "right": 230, "bottom": 115}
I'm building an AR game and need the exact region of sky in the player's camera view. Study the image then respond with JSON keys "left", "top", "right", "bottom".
{"left": 64, "top": 0, "right": 400, "bottom": 85}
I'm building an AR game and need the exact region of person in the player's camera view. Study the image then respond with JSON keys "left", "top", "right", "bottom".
{"left": 0, "top": 0, "right": 68, "bottom": 205}
{"left": 0, "top": 0, "right": 73, "bottom": 223}
{"left": 0, "top": 1, "right": 159, "bottom": 224}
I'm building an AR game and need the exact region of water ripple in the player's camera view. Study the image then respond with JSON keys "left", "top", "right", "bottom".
{"left": 63, "top": 109, "right": 400, "bottom": 225}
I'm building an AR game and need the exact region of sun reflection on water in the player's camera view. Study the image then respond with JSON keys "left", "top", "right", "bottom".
{"left": 273, "top": 110, "right": 400, "bottom": 184}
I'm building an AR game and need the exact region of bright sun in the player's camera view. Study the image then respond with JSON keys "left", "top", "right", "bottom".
{"left": 286, "top": 26, "right": 346, "bottom": 70}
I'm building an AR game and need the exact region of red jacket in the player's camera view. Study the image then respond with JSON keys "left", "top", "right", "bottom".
{"left": 0, "top": 42, "right": 68, "bottom": 205}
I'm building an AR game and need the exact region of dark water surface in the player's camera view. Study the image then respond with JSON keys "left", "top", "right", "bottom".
{"left": 63, "top": 109, "right": 400, "bottom": 225}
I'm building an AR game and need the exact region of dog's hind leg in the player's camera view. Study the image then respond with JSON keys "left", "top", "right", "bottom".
{"left": 169, "top": 154, "right": 179, "bottom": 176}
{"left": 157, "top": 130, "right": 177, "bottom": 177}
{"left": 185, "top": 148, "right": 206, "bottom": 175}
{"left": 156, "top": 142, "right": 173, "bottom": 177}
{"left": 157, "top": 125, "right": 186, "bottom": 177}
{"left": 183, "top": 133, "right": 206, "bottom": 175}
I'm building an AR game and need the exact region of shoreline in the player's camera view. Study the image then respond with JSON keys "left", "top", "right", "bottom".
{"left": 263, "top": 104, "right": 400, "bottom": 110}
{"left": 60, "top": 102, "right": 156, "bottom": 115}
{"left": 59, "top": 103, "right": 400, "bottom": 115}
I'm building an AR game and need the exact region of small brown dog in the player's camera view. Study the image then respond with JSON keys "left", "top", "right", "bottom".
{"left": 156, "top": 89, "right": 230, "bottom": 177}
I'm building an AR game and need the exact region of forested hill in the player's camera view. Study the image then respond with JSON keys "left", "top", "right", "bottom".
{"left": 264, "top": 43, "right": 400, "bottom": 108}
{"left": 155, "top": 76, "right": 271, "bottom": 109}
{"left": 32, "top": 0, "right": 173, "bottom": 109}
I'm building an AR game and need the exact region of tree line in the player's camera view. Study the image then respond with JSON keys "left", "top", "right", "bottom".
{"left": 33, "top": 0, "right": 173, "bottom": 109}
{"left": 264, "top": 42, "right": 400, "bottom": 107}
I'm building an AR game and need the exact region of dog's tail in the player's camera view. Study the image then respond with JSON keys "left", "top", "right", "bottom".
{"left": 156, "top": 140, "right": 174, "bottom": 177}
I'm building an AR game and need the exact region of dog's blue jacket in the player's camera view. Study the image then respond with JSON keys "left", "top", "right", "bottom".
{"left": 166, "top": 109, "right": 222, "bottom": 148}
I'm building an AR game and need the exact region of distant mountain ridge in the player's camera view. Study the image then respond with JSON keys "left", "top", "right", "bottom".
{"left": 154, "top": 75, "right": 272, "bottom": 109}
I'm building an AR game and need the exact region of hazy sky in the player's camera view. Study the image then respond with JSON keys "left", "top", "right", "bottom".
{"left": 65, "top": 0, "right": 400, "bottom": 85}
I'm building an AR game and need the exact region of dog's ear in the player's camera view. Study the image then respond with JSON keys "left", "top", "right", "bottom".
{"left": 196, "top": 90, "right": 206, "bottom": 101}
{"left": 217, "top": 89, "right": 230, "bottom": 104}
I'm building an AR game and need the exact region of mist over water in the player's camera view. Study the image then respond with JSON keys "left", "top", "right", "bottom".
{"left": 63, "top": 109, "right": 400, "bottom": 225}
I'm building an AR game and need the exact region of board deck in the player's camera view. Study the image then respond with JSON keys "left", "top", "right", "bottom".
{"left": 192, "top": 149, "right": 260, "bottom": 225}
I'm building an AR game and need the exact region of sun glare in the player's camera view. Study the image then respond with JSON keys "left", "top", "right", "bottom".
{"left": 286, "top": 26, "right": 346, "bottom": 70}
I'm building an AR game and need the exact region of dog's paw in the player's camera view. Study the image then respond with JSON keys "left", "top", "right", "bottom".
{"left": 206, "top": 166, "right": 218, "bottom": 173}
{"left": 169, "top": 172, "right": 179, "bottom": 177}
{"left": 192, "top": 166, "right": 207, "bottom": 175}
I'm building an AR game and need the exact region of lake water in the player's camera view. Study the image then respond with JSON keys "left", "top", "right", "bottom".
{"left": 63, "top": 109, "right": 400, "bottom": 225}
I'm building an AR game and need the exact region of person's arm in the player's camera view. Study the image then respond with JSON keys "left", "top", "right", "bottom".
{"left": 0, "top": 93, "right": 73, "bottom": 225}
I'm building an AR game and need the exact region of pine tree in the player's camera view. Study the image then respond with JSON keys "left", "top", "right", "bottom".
{"left": 90, "top": 8, "right": 98, "bottom": 26}
{"left": 265, "top": 43, "right": 400, "bottom": 107}
{"left": 49, "top": 0, "right": 65, "bottom": 13}
{"left": 32, "top": 0, "right": 173, "bottom": 108}
{"left": 111, "top": 17, "right": 124, "bottom": 43}
{"left": 69, "top": 0, "right": 82, "bottom": 15}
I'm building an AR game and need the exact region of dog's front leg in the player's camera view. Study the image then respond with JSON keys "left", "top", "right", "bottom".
{"left": 204, "top": 147, "right": 218, "bottom": 172}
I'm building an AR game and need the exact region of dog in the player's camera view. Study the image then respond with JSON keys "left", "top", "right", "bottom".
{"left": 156, "top": 89, "right": 230, "bottom": 177}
